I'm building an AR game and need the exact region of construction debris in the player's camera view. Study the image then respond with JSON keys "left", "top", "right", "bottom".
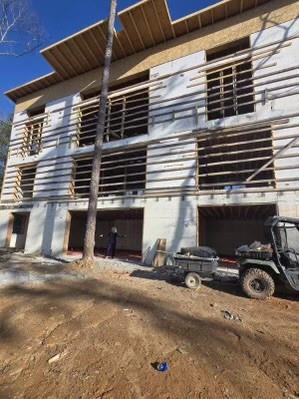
{"left": 221, "top": 310, "right": 242, "bottom": 322}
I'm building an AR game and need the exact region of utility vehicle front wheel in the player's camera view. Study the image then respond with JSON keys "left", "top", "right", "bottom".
{"left": 185, "top": 272, "right": 201, "bottom": 290}
{"left": 241, "top": 268, "right": 275, "bottom": 299}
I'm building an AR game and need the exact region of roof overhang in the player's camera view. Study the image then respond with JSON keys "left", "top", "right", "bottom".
{"left": 6, "top": 0, "right": 272, "bottom": 102}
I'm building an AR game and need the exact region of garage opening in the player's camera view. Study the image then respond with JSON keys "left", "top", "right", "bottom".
{"left": 7, "top": 212, "right": 30, "bottom": 250}
{"left": 198, "top": 204, "right": 276, "bottom": 257}
{"left": 68, "top": 209, "right": 143, "bottom": 261}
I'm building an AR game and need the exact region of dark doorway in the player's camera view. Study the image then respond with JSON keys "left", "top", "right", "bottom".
{"left": 198, "top": 204, "right": 277, "bottom": 257}
{"left": 68, "top": 209, "right": 144, "bottom": 260}
{"left": 7, "top": 212, "right": 30, "bottom": 250}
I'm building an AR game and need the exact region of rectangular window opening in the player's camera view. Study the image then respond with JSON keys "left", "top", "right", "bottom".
{"left": 77, "top": 73, "right": 149, "bottom": 146}
{"left": 23, "top": 106, "right": 45, "bottom": 156}
{"left": 16, "top": 165, "right": 37, "bottom": 199}
{"left": 197, "top": 125, "right": 275, "bottom": 191}
{"left": 206, "top": 38, "right": 254, "bottom": 121}
{"left": 73, "top": 147, "right": 147, "bottom": 197}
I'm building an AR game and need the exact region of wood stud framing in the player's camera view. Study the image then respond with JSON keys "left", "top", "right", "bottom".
{"left": 197, "top": 126, "right": 275, "bottom": 190}
{"left": 20, "top": 116, "right": 45, "bottom": 157}
{"left": 73, "top": 148, "right": 147, "bottom": 197}
{"left": 2, "top": 28, "right": 299, "bottom": 203}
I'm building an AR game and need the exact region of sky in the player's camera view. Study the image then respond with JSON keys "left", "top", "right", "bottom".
{"left": 0, "top": 0, "right": 219, "bottom": 118}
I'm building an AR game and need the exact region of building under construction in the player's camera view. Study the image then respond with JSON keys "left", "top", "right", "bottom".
{"left": 0, "top": 0, "right": 299, "bottom": 262}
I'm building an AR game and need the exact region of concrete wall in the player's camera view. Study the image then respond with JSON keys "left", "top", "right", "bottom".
{"left": 143, "top": 197, "right": 197, "bottom": 263}
{"left": 24, "top": 203, "right": 48, "bottom": 254}
{"left": 201, "top": 218, "right": 268, "bottom": 256}
{"left": 1, "top": 15, "right": 299, "bottom": 259}
{"left": 0, "top": 211, "right": 11, "bottom": 247}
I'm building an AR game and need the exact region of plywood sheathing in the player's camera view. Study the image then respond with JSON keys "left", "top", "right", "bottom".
{"left": 40, "top": 0, "right": 273, "bottom": 80}
{"left": 12, "top": 0, "right": 299, "bottom": 113}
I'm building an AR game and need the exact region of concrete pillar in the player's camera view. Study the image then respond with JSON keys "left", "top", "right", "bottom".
{"left": 142, "top": 197, "right": 197, "bottom": 264}
{"left": 277, "top": 195, "right": 299, "bottom": 218}
{"left": 0, "top": 210, "right": 11, "bottom": 247}
{"left": 48, "top": 204, "right": 70, "bottom": 257}
{"left": 25, "top": 202, "right": 48, "bottom": 254}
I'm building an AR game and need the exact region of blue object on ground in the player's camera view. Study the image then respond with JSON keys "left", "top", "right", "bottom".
{"left": 157, "top": 362, "right": 169, "bottom": 372}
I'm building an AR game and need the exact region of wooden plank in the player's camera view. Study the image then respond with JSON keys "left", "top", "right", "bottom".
{"left": 116, "top": 30, "right": 135, "bottom": 55}
{"left": 129, "top": 9, "right": 146, "bottom": 49}
{"left": 44, "top": 49, "right": 70, "bottom": 78}
{"left": 119, "top": 12, "right": 143, "bottom": 52}
{"left": 151, "top": 0, "right": 167, "bottom": 42}
{"left": 155, "top": 0, "right": 174, "bottom": 40}
{"left": 54, "top": 43, "right": 83, "bottom": 76}
{"left": 152, "top": 239, "right": 167, "bottom": 267}
{"left": 86, "top": 29, "right": 105, "bottom": 60}
{"left": 140, "top": 3, "right": 156, "bottom": 46}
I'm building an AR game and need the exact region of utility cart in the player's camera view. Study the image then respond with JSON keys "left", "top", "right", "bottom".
{"left": 237, "top": 216, "right": 299, "bottom": 299}
{"left": 166, "top": 246, "right": 218, "bottom": 289}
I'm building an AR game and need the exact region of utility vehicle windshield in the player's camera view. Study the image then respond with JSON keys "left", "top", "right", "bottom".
{"left": 278, "top": 223, "right": 299, "bottom": 252}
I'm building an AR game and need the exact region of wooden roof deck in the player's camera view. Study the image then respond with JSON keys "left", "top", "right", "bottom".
{"left": 6, "top": 0, "right": 272, "bottom": 102}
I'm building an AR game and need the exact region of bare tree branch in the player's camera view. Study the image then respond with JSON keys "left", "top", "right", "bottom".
{"left": 0, "top": 0, "right": 44, "bottom": 57}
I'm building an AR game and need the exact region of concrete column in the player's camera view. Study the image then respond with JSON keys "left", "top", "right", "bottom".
{"left": 48, "top": 204, "right": 70, "bottom": 257}
{"left": 0, "top": 210, "right": 11, "bottom": 247}
{"left": 24, "top": 202, "right": 48, "bottom": 254}
{"left": 277, "top": 195, "right": 299, "bottom": 218}
{"left": 142, "top": 197, "right": 197, "bottom": 264}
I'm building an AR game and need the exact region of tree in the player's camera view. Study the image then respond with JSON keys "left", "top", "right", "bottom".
{"left": 83, "top": 0, "right": 118, "bottom": 260}
{"left": 0, "top": 0, "right": 43, "bottom": 56}
{"left": 0, "top": 117, "right": 11, "bottom": 192}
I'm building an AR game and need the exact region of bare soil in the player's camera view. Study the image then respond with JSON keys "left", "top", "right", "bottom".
{"left": 0, "top": 262, "right": 298, "bottom": 399}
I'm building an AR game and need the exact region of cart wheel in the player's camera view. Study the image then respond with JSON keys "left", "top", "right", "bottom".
{"left": 185, "top": 272, "right": 201, "bottom": 290}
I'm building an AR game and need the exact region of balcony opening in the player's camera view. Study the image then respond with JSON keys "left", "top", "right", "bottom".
{"left": 73, "top": 147, "right": 147, "bottom": 198}
{"left": 197, "top": 125, "right": 275, "bottom": 190}
{"left": 206, "top": 38, "right": 254, "bottom": 120}
{"left": 77, "top": 73, "right": 149, "bottom": 146}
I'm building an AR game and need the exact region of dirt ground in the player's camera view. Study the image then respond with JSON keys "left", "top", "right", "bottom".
{"left": 0, "top": 258, "right": 298, "bottom": 399}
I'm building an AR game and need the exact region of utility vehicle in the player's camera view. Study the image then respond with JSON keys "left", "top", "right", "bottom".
{"left": 238, "top": 216, "right": 299, "bottom": 299}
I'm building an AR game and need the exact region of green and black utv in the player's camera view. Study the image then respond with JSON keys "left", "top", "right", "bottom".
{"left": 237, "top": 216, "right": 299, "bottom": 299}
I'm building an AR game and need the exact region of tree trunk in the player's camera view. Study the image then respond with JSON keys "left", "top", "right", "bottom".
{"left": 83, "top": 0, "right": 117, "bottom": 260}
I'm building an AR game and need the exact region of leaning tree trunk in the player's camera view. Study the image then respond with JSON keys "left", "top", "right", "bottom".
{"left": 83, "top": 0, "right": 117, "bottom": 260}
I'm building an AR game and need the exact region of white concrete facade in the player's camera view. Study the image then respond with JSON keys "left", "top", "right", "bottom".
{"left": 1, "top": 17, "right": 299, "bottom": 262}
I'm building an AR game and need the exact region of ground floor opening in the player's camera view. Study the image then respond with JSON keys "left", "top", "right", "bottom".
{"left": 7, "top": 212, "right": 30, "bottom": 250}
{"left": 68, "top": 209, "right": 144, "bottom": 261}
{"left": 198, "top": 204, "right": 277, "bottom": 257}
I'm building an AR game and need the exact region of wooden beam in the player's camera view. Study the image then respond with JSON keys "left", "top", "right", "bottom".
{"left": 128, "top": 10, "right": 146, "bottom": 50}
{"left": 141, "top": 4, "right": 156, "bottom": 45}
{"left": 151, "top": 0, "right": 167, "bottom": 42}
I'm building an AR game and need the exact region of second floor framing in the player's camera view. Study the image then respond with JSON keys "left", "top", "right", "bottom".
{"left": 7, "top": 18, "right": 299, "bottom": 164}
{"left": 2, "top": 112, "right": 299, "bottom": 204}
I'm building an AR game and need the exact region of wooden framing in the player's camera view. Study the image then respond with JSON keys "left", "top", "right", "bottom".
{"left": 73, "top": 147, "right": 147, "bottom": 197}
{"left": 5, "top": 0, "right": 297, "bottom": 108}
{"left": 4, "top": 113, "right": 299, "bottom": 202}
{"left": 7, "top": 45, "right": 299, "bottom": 156}
{"left": 2, "top": 20, "right": 299, "bottom": 205}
